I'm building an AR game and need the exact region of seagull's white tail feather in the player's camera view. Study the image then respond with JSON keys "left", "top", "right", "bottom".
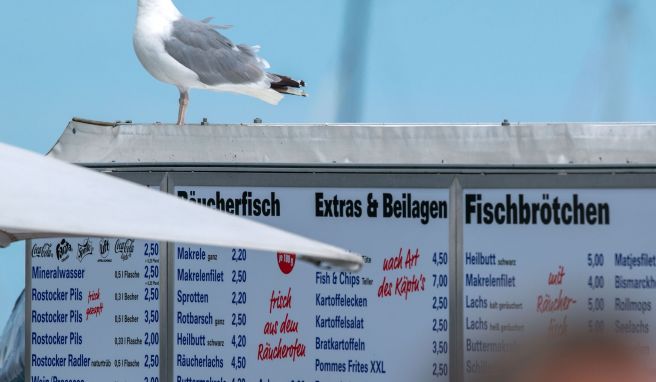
{"left": 207, "top": 83, "right": 284, "bottom": 105}
{"left": 252, "top": 89, "right": 284, "bottom": 105}
{"left": 205, "top": 71, "right": 307, "bottom": 105}
{"left": 273, "top": 87, "right": 308, "bottom": 97}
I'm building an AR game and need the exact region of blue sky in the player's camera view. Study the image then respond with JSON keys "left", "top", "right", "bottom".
{"left": 0, "top": 0, "right": 655, "bottom": 325}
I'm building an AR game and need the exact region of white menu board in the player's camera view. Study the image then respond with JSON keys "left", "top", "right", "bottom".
{"left": 462, "top": 189, "right": 656, "bottom": 379}
{"left": 29, "top": 237, "right": 162, "bottom": 382}
{"left": 173, "top": 186, "right": 450, "bottom": 382}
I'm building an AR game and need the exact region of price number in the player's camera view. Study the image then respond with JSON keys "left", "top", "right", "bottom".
{"left": 432, "top": 318, "right": 448, "bottom": 332}
{"left": 231, "top": 334, "right": 247, "bottom": 348}
{"left": 144, "top": 287, "right": 159, "bottom": 302}
{"left": 144, "top": 331, "right": 159, "bottom": 346}
{"left": 232, "top": 270, "right": 247, "bottom": 283}
{"left": 587, "top": 253, "right": 604, "bottom": 268}
{"left": 144, "top": 309, "right": 159, "bottom": 324}
{"left": 432, "top": 296, "right": 448, "bottom": 311}
{"left": 144, "top": 354, "right": 159, "bottom": 369}
{"left": 588, "top": 320, "right": 605, "bottom": 334}
{"left": 587, "top": 297, "right": 605, "bottom": 312}
{"left": 144, "top": 242, "right": 159, "bottom": 257}
{"left": 432, "top": 274, "right": 448, "bottom": 288}
{"left": 231, "top": 356, "right": 246, "bottom": 370}
{"left": 232, "top": 291, "right": 247, "bottom": 305}
{"left": 232, "top": 248, "right": 247, "bottom": 262}
{"left": 433, "top": 362, "right": 448, "bottom": 377}
{"left": 587, "top": 275, "right": 605, "bottom": 290}
{"left": 232, "top": 313, "right": 247, "bottom": 327}
{"left": 432, "top": 340, "right": 448, "bottom": 355}
{"left": 144, "top": 265, "right": 159, "bottom": 279}
{"left": 432, "top": 252, "right": 448, "bottom": 266}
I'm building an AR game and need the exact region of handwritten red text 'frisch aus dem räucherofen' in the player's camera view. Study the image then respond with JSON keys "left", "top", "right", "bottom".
{"left": 258, "top": 288, "right": 306, "bottom": 362}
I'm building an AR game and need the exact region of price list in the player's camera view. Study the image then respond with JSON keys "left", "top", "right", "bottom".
{"left": 462, "top": 189, "right": 656, "bottom": 379}
{"left": 173, "top": 186, "right": 451, "bottom": 382}
{"left": 29, "top": 237, "right": 162, "bottom": 382}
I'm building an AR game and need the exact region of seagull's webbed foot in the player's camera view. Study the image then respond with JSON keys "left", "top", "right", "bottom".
{"left": 177, "top": 90, "right": 189, "bottom": 126}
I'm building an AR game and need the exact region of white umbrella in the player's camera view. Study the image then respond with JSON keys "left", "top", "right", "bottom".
{"left": 0, "top": 142, "right": 362, "bottom": 271}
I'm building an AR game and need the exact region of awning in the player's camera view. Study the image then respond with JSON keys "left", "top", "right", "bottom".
{"left": 0, "top": 142, "right": 362, "bottom": 271}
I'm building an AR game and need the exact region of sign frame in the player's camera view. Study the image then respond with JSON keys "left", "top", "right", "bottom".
{"left": 27, "top": 164, "right": 656, "bottom": 382}
{"left": 166, "top": 171, "right": 458, "bottom": 382}
{"left": 24, "top": 171, "right": 169, "bottom": 382}
{"left": 455, "top": 173, "right": 656, "bottom": 381}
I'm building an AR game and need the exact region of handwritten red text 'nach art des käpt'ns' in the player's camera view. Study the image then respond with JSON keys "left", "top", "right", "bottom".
{"left": 378, "top": 248, "right": 426, "bottom": 300}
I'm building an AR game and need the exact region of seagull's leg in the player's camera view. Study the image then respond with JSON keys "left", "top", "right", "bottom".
{"left": 177, "top": 89, "right": 189, "bottom": 126}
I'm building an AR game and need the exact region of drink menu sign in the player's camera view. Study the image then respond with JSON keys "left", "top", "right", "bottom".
{"left": 462, "top": 189, "right": 656, "bottom": 379}
{"left": 29, "top": 237, "right": 162, "bottom": 382}
{"left": 173, "top": 186, "right": 451, "bottom": 382}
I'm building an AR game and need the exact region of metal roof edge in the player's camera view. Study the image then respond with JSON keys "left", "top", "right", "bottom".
{"left": 47, "top": 119, "right": 656, "bottom": 167}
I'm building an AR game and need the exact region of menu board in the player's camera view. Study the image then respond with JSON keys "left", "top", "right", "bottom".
{"left": 173, "top": 186, "right": 451, "bottom": 382}
{"left": 462, "top": 189, "right": 656, "bottom": 379}
{"left": 29, "top": 237, "right": 162, "bottom": 382}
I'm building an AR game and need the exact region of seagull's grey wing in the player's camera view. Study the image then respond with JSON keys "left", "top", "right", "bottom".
{"left": 200, "top": 17, "right": 232, "bottom": 30}
{"left": 164, "top": 18, "right": 269, "bottom": 86}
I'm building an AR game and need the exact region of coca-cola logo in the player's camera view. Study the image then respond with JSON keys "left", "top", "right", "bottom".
{"left": 56, "top": 239, "right": 72, "bottom": 262}
{"left": 77, "top": 239, "right": 94, "bottom": 262}
{"left": 277, "top": 252, "right": 296, "bottom": 275}
{"left": 115, "top": 239, "right": 135, "bottom": 261}
{"left": 32, "top": 243, "right": 53, "bottom": 258}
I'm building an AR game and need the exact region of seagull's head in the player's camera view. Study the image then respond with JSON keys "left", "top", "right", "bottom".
{"left": 136, "top": 0, "right": 181, "bottom": 17}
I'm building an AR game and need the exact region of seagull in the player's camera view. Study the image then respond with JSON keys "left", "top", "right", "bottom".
{"left": 134, "top": 0, "right": 307, "bottom": 125}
